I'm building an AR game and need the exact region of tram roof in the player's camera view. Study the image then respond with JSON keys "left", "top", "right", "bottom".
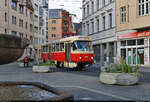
{"left": 60, "top": 36, "right": 91, "bottom": 42}
{"left": 42, "top": 36, "right": 92, "bottom": 45}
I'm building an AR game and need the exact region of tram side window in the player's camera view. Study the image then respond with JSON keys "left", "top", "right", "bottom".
{"left": 72, "top": 42, "right": 77, "bottom": 51}
{"left": 60, "top": 43, "right": 64, "bottom": 51}
{"left": 56, "top": 43, "right": 59, "bottom": 51}
{"left": 52, "top": 44, "right": 55, "bottom": 52}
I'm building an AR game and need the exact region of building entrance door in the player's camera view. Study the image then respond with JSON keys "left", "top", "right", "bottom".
{"left": 127, "top": 47, "right": 144, "bottom": 65}
{"left": 137, "top": 48, "right": 144, "bottom": 64}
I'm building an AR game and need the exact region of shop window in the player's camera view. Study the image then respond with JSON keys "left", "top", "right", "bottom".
{"left": 121, "top": 49, "right": 126, "bottom": 61}
{"left": 137, "top": 39, "right": 144, "bottom": 45}
{"left": 127, "top": 40, "right": 136, "bottom": 46}
{"left": 121, "top": 41, "right": 126, "bottom": 46}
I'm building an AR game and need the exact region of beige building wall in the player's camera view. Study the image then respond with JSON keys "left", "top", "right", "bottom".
{"left": 0, "top": 0, "right": 34, "bottom": 43}
{"left": 117, "top": 0, "right": 150, "bottom": 32}
{"left": 49, "top": 18, "right": 62, "bottom": 42}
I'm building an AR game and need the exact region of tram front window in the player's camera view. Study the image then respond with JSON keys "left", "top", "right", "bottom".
{"left": 72, "top": 41, "right": 92, "bottom": 51}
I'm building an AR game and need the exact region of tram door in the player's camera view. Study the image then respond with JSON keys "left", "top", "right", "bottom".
{"left": 65, "top": 43, "right": 71, "bottom": 62}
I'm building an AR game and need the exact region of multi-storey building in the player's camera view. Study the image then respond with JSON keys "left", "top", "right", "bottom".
{"left": 82, "top": 0, "right": 117, "bottom": 66}
{"left": 49, "top": 9, "right": 75, "bottom": 42}
{"left": 73, "top": 22, "right": 82, "bottom": 36}
{"left": 117, "top": 0, "right": 150, "bottom": 66}
{"left": 0, "top": 0, "right": 35, "bottom": 58}
{"left": 33, "top": 0, "right": 49, "bottom": 59}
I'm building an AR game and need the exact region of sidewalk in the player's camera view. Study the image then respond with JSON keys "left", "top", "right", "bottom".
{"left": 139, "top": 67, "right": 150, "bottom": 72}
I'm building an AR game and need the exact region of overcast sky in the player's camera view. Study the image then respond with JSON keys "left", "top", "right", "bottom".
{"left": 49, "top": 0, "right": 82, "bottom": 23}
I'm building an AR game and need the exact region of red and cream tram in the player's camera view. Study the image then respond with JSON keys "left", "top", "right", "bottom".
{"left": 41, "top": 44, "right": 49, "bottom": 61}
{"left": 50, "top": 36, "right": 94, "bottom": 69}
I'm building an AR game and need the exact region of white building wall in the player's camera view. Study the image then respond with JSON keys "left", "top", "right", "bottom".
{"left": 33, "top": 0, "right": 48, "bottom": 45}
{"left": 82, "top": 0, "right": 116, "bottom": 42}
{"left": 82, "top": 0, "right": 117, "bottom": 65}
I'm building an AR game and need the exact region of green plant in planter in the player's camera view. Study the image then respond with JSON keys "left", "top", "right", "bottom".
{"left": 103, "top": 58, "right": 143, "bottom": 77}
{"left": 39, "top": 60, "right": 55, "bottom": 66}
{"left": 29, "top": 58, "right": 34, "bottom": 62}
{"left": 19, "top": 59, "right": 24, "bottom": 63}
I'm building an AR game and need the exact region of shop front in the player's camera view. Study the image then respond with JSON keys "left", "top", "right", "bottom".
{"left": 118, "top": 31, "right": 150, "bottom": 66}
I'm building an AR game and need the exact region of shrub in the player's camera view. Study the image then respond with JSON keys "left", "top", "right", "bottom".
{"left": 103, "top": 58, "right": 142, "bottom": 76}
{"left": 39, "top": 60, "right": 55, "bottom": 66}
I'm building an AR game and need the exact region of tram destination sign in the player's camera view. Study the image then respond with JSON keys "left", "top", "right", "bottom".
{"left": 118, "top": 31, "right": 150, "bottom": 39}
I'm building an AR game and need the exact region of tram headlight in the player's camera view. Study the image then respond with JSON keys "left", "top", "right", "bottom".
{"left": 91, "top": 57, "right": 93, "bottom": 60}
{"left": 79, "top": 57, "right": 82, "bottom": 60}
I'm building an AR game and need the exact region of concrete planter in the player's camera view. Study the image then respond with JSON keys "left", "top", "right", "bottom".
{"left": 19, "top": 63, "right": 24, "bottom": 67}
{"left": 99, "top": 72, "right": 138, "bottom": 85}
{"left": 0, "top": 81, "right": 73, "bottom": 101}
{"left": 32, "top": 66, "right": 50, "bottom": 73}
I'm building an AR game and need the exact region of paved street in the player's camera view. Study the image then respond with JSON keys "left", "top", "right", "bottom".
{"left": 0, "top": 63, "right": 150, "bottom": 101}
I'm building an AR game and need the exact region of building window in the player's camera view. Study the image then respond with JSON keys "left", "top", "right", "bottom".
{"left": 26, "top": 22, "right": 28, "bottom": 29}
{"left": 34, "top": 4, "right": 38, "bottom": 11}
{"left": 30, "top": 24, "right": 33, "bottom": 32}
{"left": 30, "top": 12, "right": 33, "bottom": 20}
{"left": 83, "top": 7, "right": 86, "bottom": 18}
{"left": 34, "top": 37, "right": 38, "bottom": 44}
{"left": 11, "top": 31, "right": 17, "bottom": 36}
{"left": 52, "top": 27, "right": 56, "bottom": 31}
{"left": 102, "top": 0, "right": 105, "bottom": 7}
{"left": 83, "top": 24, "right": 86, "bottom": 34}
{"left": 87, "top": 23, "right": 89, "bottom": 34}
{"left": 109, "top": 13, "right": 112, "bottom": 28}
{"left": 26, "top": 9, "right": 28, "bottom": 16}
{"left": 11, "top": 0, "right": 17, "bottom": 10}
{"left": 19, "top": 33, "right": 24, "bottom": 38}
{"left": 87, "top": 5, "right": 89, "bottom": 16}
{"left": 97, "top": 0, "right": 99, "bottom": 10}
{"left": 52, "top": 20, "right": 56, "bottom": 24}
{"left": 19, "top": 19, "right": 23, "bottom": 28}
{"left": 5, "top": 29, "right": 7, "bottom": 34}
{"left": 96, "top": 19, "right": 99, "bottom": 32}
{"left": 91, "top": 1, "right": 94, "bottom": 13}
{"left": 109, "top": 0, "right": 113, "bottom": 3}
{"left": 102, "top": 16, "right": 105, "bottom": 30}
{"left": 138, "top": 0, "right": 150, "bottom": 16}
{"left": 120, "top": 6, "right": 126, "bottom": 23}
{"left": 19, "top": 5, "right": 24, "bottom": 14}
{"left": 12, "top": 16, "right": 16, "bottom": 25}
{"left": 91, "top": 21, "right": 94, "bottom": 33}
{"left": 42, "top": 29, "right": 44, "bottom": 35}
{"left": 5, "top": 12, "right": 7, "bottom": 22}
{"left": 52, "top": 34, "right": 56, "bottom": 38}
{"left": 5, "top": 0, "right": 7, "bottom": 6}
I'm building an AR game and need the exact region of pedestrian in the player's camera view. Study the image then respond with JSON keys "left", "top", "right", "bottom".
{"left": 24, "top": 56, "right": 29, "bottom": 67}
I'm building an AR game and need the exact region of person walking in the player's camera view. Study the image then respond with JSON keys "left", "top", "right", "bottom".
{"left": 24, "top": 56, "right": 29, "bottom": 67}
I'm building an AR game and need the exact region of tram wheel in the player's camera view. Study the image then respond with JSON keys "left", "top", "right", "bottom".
{"left": 56, "top": 62, "right": 60, "bottom": 68}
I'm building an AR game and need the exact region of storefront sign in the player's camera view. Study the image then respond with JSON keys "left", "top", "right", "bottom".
{"left": 118, "top": 31, "right": 150, "bottom": 39}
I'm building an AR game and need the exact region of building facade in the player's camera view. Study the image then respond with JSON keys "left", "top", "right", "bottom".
{"left": 117, "top": 0, "right": 150, "bottom": 67}
{"left": 0, "top": 0, "right": 35, "bottom": 59}
{"left": 33, "top": 0, "right": 49, "bottom": 59}
{"left": 73, "top": 22, "right": 82, "bottom": 36}
{"left": 49, "top": 9, "right": 75, "bottom": 42}
{"left": 82, "top": 0, "right": 117, "bottom": 66}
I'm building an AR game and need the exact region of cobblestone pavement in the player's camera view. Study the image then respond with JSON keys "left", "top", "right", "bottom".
{"left": 0, "top": 62, "right": 150, "bottom": 101}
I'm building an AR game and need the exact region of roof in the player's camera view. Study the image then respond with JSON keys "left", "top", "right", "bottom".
{"left": 41, "top": 36, "right": 92, "bottom": 46}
